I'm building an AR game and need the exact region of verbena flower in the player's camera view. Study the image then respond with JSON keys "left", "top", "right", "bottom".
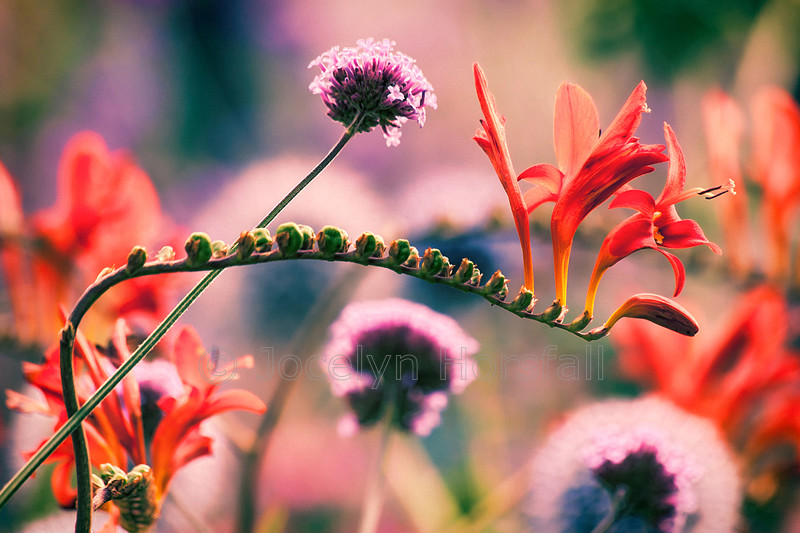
{"left": 5, "top": 320, "right": 265, "bottom": 531}
{"left": 308, "top": 38, "right": 437, "bottom": 146}
{"left": 529, "top": 397, "right": 741, "bottom": 533}
{"left": 322, "top": 299, "right": 477, "bottom": 436}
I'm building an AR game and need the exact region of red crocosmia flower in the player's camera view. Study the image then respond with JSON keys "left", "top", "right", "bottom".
{"left": 702, "top": 88, "right": 750, "bottom": 277}
{"left": 472, "top": 63, "right": 534, "bottom": 292}
{"left": 584, "top": 123, "right": 724, "bottom": 316}
{"left": 5, "top": 320, "right": 265, "bottom": 529}
{"left": 0, "top": 160, "right": 36, "bottom": 341}
{"left": 517, "top": 81, "right": 668, "bottom": 307}
{"left": 611, "top": 286, "right": 800, "bottom": 500}
{"left": 0, "top": 132, "right": 181, "bottom": 344}
{"left": 750, "top": 86, "right": 800, "bottom": 281}
{"left": 601, "top": 292, "right": 699, "bottom": 337}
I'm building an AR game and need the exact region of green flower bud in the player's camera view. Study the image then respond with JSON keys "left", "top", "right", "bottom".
{"left": 355, "top": 232, "right": 385, "bottom": 259}
{"left": 156, "top": 246, "right": 175, "bottom": 262}
{"left": 405, "top": 246, "right": 421, "bottom": 268}
{"left": 275, "top": 223, "right": 304, "bottom": 256}
{"left": 567, "top": 310, "right": 592, "bottom": 332}
{"left": 388, "top": 239, "right": 411, "bottom": 265}
{"left": 252, "top": 228, "right": 273, "bottom": 253}
{"left": 185, "top": 232, "right": 213, "bottom": 267}
{"left": 210, "top": 240, "right": 228, "bottom": 258}
{"left": 483, "top": 270, "right": 506, "bottom": 296}
{"left": 453, "top": 258, "right": 474, "bottom": 284}
{"left": 317, "top": 225, "right": 349, "bottom": 257}
{"left": 509, "top": 287, "right": 534, "bottom": 312}
{"left": 125, "top": 246, "right": 147, "bottom": 274}
{"left": 298, "top": 224, "right": 315, "bottom": 250}
{"left": 420, "top": 247, "right": 444, "bottom": 277}
{"left": 540, "top": 299, "right": 564, "bottom": 322}
{"left": 439, "top": 257, "right": 453, "bottom": 277}
{"left": 235, "top": 231, "right": 256, "bottom": 260}
{"left": 470, "top": 267, "right": 483, "bottom": 286}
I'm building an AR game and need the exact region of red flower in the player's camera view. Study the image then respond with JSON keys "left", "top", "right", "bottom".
{"left": 611, "top": 286, "right": 800, "bottom": 500}
{"left": 517, "top": 81, "right": 667, "bottom": 306}
{"left": 750, "top": 86, "right": 800, "bottom": 281}
{"left": 472, "top": 63, "right": 534, "bottom": 291}
{"left": 584, "top": 123, "right": 724, "bottom": 316}
{"left": 0, "top": 132, "right": 181, "bottom": 344}
{"left": 702, "top": 88, "right": 750, "bottom": 276}
{"left": 6, "top": 320, "right": 265, "bottom": 527}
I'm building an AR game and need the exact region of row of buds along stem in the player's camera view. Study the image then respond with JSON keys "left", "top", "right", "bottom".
{"left": 120, "top": 223, "right": 542, "bottom": 319}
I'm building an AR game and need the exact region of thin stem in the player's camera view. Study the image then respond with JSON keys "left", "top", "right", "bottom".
{"left": 357, "top": 393, "right": 396, "bottom": 533}
{"left": 0, "top": 118, "right": 362, "bottom": 525}
{"left": 0, "top": 213, "right": 609, "bottom": 516}
{"left": 236, "top": 267, "right": 365, "bottom": 533}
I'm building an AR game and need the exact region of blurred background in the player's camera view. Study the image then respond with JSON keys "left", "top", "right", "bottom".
{"left": 2, "top": 0, "right": 800, "bottom": 531}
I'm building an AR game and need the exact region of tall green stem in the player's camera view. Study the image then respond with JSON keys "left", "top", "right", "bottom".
{"left": 357, "top": 390, "right": 396, "bottom": 533}
{"left": 0, "top": 117, "right": 363, "bottom": 530}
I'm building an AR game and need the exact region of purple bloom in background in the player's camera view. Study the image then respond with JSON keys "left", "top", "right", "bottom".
{"left": 308, "top": 38, "right": 437, "bottom": 146}
{"left": 323, "top": 299, "right": 477, "bottom": 436}
{"left": 529, "top": 397, "right": 741, "bottom": 533}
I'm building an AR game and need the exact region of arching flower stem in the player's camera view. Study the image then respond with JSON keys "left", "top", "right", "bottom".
{"left": 0, "top": 113, "right": 366, "bottom": 532}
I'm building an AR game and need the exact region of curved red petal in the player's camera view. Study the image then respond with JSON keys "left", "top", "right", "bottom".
{"left": 660, "top": 219, "right": 722, "bottom": 253}
{"left": 607, "top": 216, "right": 656, "bottom": 258}
{"left": 655, "top": 249, "right": 686, "bottom": 296}
{"left": 554, "top": 83, "right": 600, "bottom": 177}
{"left": 595, "top": 81, "right": 649, "bottom": 154}
{"left": 657, "top": 123, "right": 687, "bottom": 205}
{"left": 609, "top": 189, "right": 656, "bottom": 215}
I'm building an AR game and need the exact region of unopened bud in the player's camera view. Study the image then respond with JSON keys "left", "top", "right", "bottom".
{"left": 453, "top": 258, "right": 474, "bottom": 284}
{"left": 483, "top": 270, "right": 506, "bottom": 296}
{"left": 252, "top": 228, "right": 273, "bottom": 253}
{"left": 317, "top": 225, "right": 349, "bottom": 257}
{"left": 210, "top": 240, "right": 228, "bottom": 258}
{"left": 509, "top": 287, "right": 534, "bottom": 312}
{"left": 355, "top": 233, "right": 386, "bottom": 259}
{"left": 567, "top": 310, "right": 592, "bottom": 332}
{"left": 540, "top": 300, "right": 564, "bottom": 322}
{"left": 388, "top": 239, "right": 411, "bottom": 265}
{"left": 125, "top": 246, "right": 147, "bottom": 274}
{"left": 405, "top": 246, "right": 421, "bottom": 268}
{"left": 470, "top": 267, "right": 483, "bottom": 286}
{"left": 420, "top": 247, "right": 445, "bottom": 277}
{"left": 156, "top": 246, "right": 175, "bottom": 262}
{"left": 235, "top": 231, "right": 256, "bottom": 260}
{"left": 275, "top": 223, "right": 304, "bottom": 256}
{"left": 439, "top": 257, "right": 453, "bottom": 277}
{"left": 298, "top": 224, "right": 315, "bottom": 250}
{"left": 185, "top": 232, "right": 213, "bottom": 267}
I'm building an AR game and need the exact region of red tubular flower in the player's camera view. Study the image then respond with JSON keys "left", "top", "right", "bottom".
{"left": 518, "top": 81, "right": 667, "bottom": 307}
{"left": 5, "top": 320, "right": 265, "bottom": 526}
{"left": 601, "top": 292, "right": 699, "bottom": 337}
{"left": 702, "top": 88, "right": 749, "bottom": 276}
{"left": 584, "top": 123, "right": 724, "bottom": 316}
{"left": 0, "top": 132, "right": 182, "bottom": 344}
{"left": 750, "top": 86, "right": 800, "bottom": 281}
{"left": 472, "top": 63, "right": 534, "bottom": 292}
{"left": 611, "top": 286, "right": 800, "bottom": 500}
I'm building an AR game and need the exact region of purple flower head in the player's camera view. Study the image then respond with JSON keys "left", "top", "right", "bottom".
{"left": 323, "top": 298, "right": 478, "bottom": 436}
{"left": 529, "top": 397, "right": 741, "bottom": 533}
{"left": 308, "top": 38, "right": 437, "bottom": 147}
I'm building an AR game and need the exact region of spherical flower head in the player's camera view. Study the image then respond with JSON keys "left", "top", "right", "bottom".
{"left": 323, "top": 298, "right": 478, "bottom": 436}
{"left": 529, "top": 396, "right": 741, "bottom": 533}
{"left": 308, "top": 38, "right": 437, "bottom": 146}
